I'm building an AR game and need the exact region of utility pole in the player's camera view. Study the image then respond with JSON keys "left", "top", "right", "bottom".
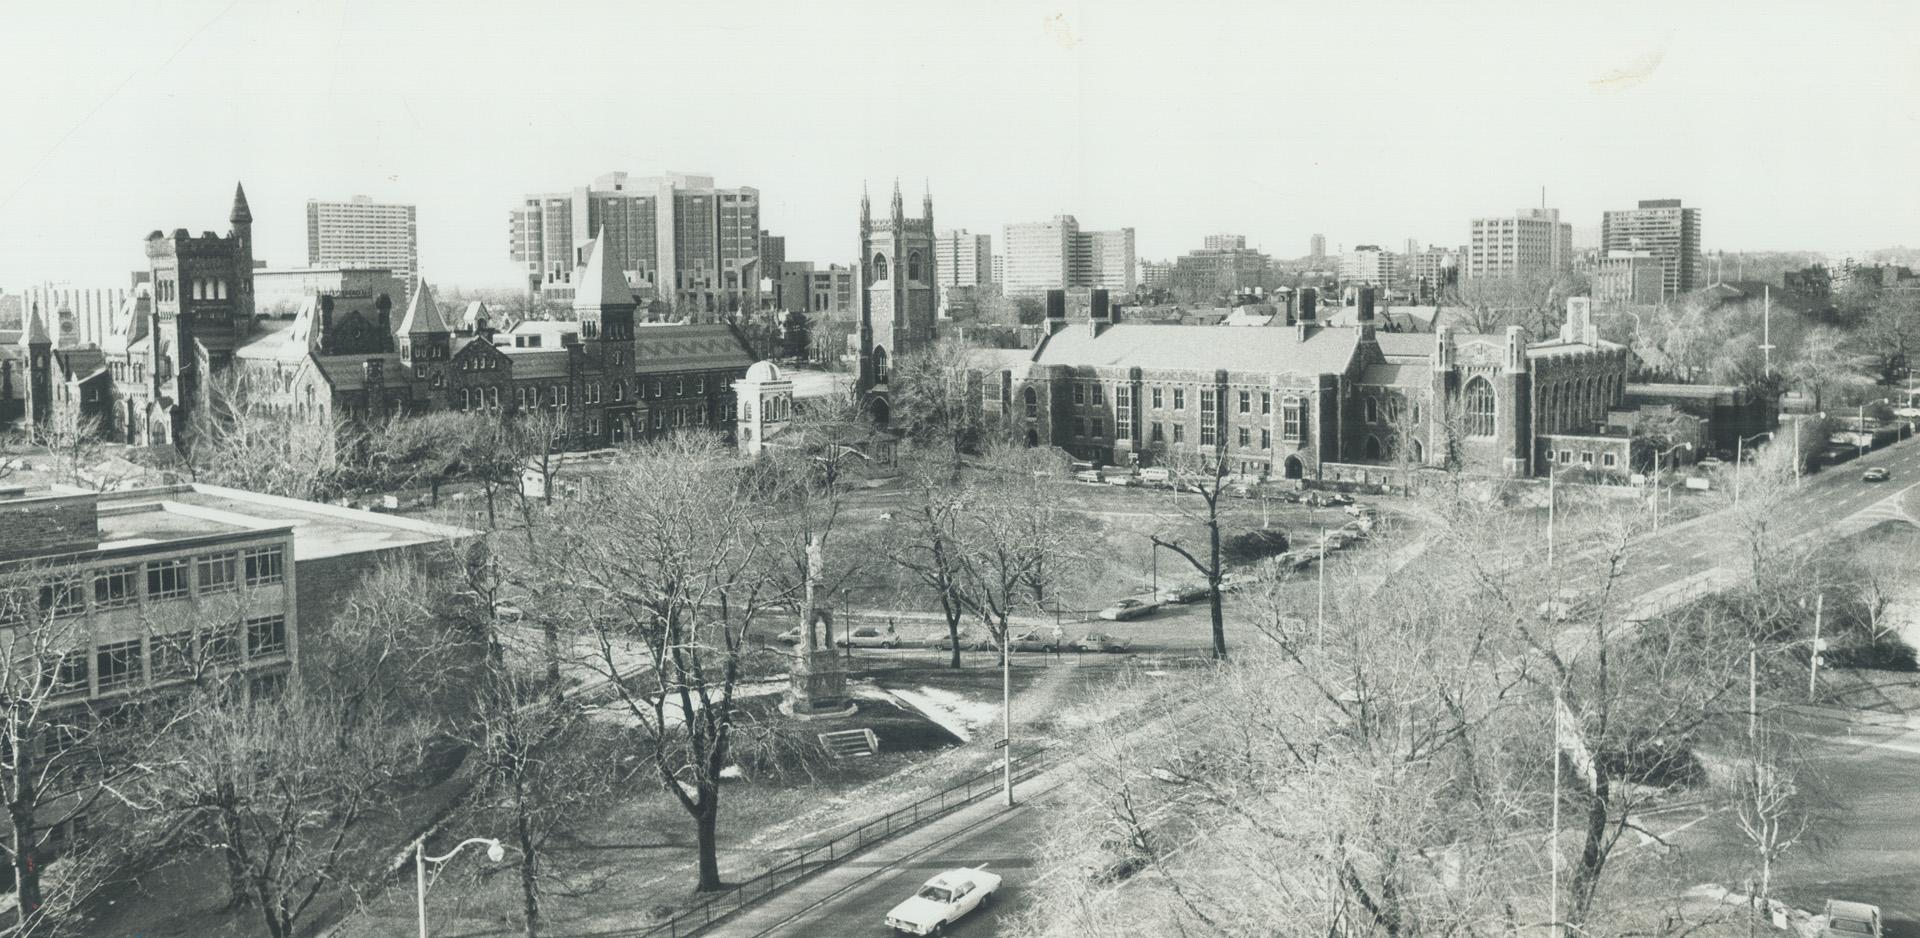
{"left": 1810, "top": 595, "right": 1824, "bottom": 700}
{"left": 1001, "top": 631, "right": 1013, "bottom": 807}
{"left": 1316, "top": 529, "right": 1327, "bottom": 647}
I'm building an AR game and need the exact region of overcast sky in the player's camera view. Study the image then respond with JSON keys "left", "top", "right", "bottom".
{"left": 3, "top": 0, "right": 1917, "bottom": 290}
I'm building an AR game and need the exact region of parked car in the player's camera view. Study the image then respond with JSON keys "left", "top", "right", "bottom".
{"left": 1862, "top": 466, "right": 1891, "bottom": 482}
{"left": 836, "top": 626, "right": 901, "bottom": 649}
{"left": 925, "top": 629, "right": 986, "bottom": 651}
{"left": 1073, "top": 469, "right": 1104, "bottom": 485}
{"left": 1098, "top": 598, "right": 1160, "bottom": 621}
{"left": 1694, "top": 456, "right": 1725, "bottom": 470}
{"left": 1822, "top": 899, "right": 1882, "bottom": 937}
{"left": 1155, "top": 582, "right": 1209, "bottom": 604}
{"left": 773, "top": 625, "right": 804, "bottom": 645}
{"left": 885, "top": 866, "right": 1002, "bottom": 936}
{"left": 1008, "top": 629, "right": 1063, "bottom": 653}
{"left": 1072, "top": 631, "right": 1134, "bottom": 653}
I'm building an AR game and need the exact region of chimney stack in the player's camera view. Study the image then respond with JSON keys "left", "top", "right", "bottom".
{"left": 1298, "top": 287, "right": 1318, "bottom": 323}
{"left": 1045, "top": 289, "right": 1067, "bottom": 336}
{"left": 1358, "top": 286, "right": 1376, "bottom": 324}
{"left": 1088, "top": 289, "right": 1111, "bottom": 336}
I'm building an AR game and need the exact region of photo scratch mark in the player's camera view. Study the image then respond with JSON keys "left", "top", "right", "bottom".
{"left": 1043, "top": 12, "right": 1078, "bottom": 49}
{"left": 1591, "top": 47, "right": 1665, "bottom": 91}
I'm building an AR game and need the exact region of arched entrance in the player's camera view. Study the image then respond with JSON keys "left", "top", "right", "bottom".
{"left": 869, "top": 396, "right": 891, "bottom": 427}
{"left": 1283, "top": 455, "right": 1305, "bottom": 479}
{"left": 1363, "top": 436, "right": 1383, "bottom": 461}
{"left": 1024, "top": 429, "right": 1040, "bottom": 448}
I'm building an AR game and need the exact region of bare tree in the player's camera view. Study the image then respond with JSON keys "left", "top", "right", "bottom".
{"left": 554, "top": 437, "right": 787, "bottom": 892}
{"left": 884, "top": 452, "right": 970, "bottom": 667}
{"left": 1147, "top": 445, "right": 1234, "bottom": 659}
{"left": 889, "top": 336, "right": 986, "bottom": 452}
{"left": 181, "top": 368, "right": 354, "bottom": 501}
{"left": 947, "top": 444, "right": 1084, "bottom": 654}
{"left": 1729, "top": 726, "right": 1813, "bottom": 915}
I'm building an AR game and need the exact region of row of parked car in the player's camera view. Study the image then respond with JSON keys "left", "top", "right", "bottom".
{"left": 771, "top": 624, "right": 1136, "bottom": 654}
{"left": 1068, "top": 462, "right": 1363, "bottom": 507}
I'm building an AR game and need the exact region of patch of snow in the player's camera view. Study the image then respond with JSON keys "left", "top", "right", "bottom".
{"left": 720, "top": 765, "right": 742, "bottom": 780}
{"left": 887, "top": 686, "right": 1001, "bottom": 744}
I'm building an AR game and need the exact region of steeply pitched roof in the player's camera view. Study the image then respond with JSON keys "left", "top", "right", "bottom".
{"left": 397, "top": 282, "right": 450, "bottom": 335}
{"left": 17, "top": 304, "right": 50, "bottom": 347}
{"left": 1375, "top": 331, "right": 1436, "bottom": 363}
{"left": 632, "top": 323, "right": 755, "bottom": 374}
{"left": 573, "top": 231, "right": 636, "bottom": 312}
{"left": 231, "top": 182, "right": 253, "bottom": 224}
{"left": 1031, "top": 322, "right": 1363, "bottom": 379}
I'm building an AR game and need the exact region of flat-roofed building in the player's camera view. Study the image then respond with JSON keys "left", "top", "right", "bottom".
{"left": 306, "top": 196, "right": 419, "bottom": 295}
{"left": 1468, "top": 208, "right": 1572, "bottom": 279}
{"left": 1601, "top": 199, "right": 1702, "bottom": 298}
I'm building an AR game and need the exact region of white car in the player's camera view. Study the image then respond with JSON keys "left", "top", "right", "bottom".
{"left": 835, "top": 626, "right": 901, "bottom": 649}
{"left": 1098, "top": 598, "right": 1159, "bottom": 621}
{"left": 886, "top": 866, "right": 1001, "bottom": 935}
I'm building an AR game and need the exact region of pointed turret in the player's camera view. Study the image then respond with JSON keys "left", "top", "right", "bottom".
{"left": 397, "top": 281, "right": 451, "bottom": 335}
{"left": 18, "top": 303, "right": 51, "bottom": 348}
{"left": 229, "top": 182, "right": 253, "bottom": 225}
{"left": 890, "top": 178, "right": 904, "bottom": 219}
{"left": 922, "top": 180, "right": 933, "bottom": 221}
{"left": 572, "top": 229, "right": 637, "bottom": 312}
{"left": 860, "top": 181, "right": 871, "bottom": 221}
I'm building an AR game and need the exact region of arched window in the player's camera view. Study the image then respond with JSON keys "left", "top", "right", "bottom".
{"left": 1464, "top": 377, "right": 1496, "bottom": 438}
{"left": 873, "top": 254, "right": 889, "bottom": 281}
{"left": 907, "top": 251, "right": 923, "bottom": 282}
{"left": 1363, "top": 436, "right": 1383, "bottom": 461}
{"left": 216, "top": 280, "right": 227, "bottom": 300}
{"left": 1023, "top": 386, "right": 1038, "bottom": 419}
{"left": 872, "top": 346, "right": 889, "bottom": 384}
{"left": 1409, "top": 438, "right": 1424, "bottom": 464}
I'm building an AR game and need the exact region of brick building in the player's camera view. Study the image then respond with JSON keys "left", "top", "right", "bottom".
{"left": 980, "top": 289, "right": 1628, "bottom": 481}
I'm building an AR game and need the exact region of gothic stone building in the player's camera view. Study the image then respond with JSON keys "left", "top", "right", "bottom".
{"left": 983, "top": 288, "right": 1628, "bottom": 481}
{"left": 233, "top": 230, "right": 754, "bottom": 442}
{"left": 856, "top": 182, "right": 938, "bottom": 422}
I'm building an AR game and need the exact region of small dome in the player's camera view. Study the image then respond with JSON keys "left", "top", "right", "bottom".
{"left": 745, "top": 360, "right": 783, "bottom": 383}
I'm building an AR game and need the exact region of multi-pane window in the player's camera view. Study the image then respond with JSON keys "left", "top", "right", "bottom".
{"left": 1262, "top": 392, "right": 1272, "bottom": 414}
{"left": 196, "top": 552, "right": 238, "bottom": 595}
{"left": 1071, "top": 417, "right": 1086, "bottom": 437}
{"left": 1602, "top": 453, "right": 1617, "bottom": 468}
{"left": 40, "top": 578, "right": 85, "bottom": 618}
{"left": 243, "top": 547, "right": 285, "bottom": 587}
{"left": 247, "top": 615, "right": 288, "bottom": 658}
{"left": 147, "top": 559, "right": 188, "bottom": 600}
{"left": 1023, "top": 387, "right": 1038, "bottom": 419}
{"left": 1464, "top": 378, "right": 1497, "bottom": 438}
{"left": 95, "top": 640, "right": 143, "bottom": 691}
{"left": 45, "top": 652, "right": 88, "bottom": 696}
{"left": 1238, "top": 391, "right": 1251, "bottom": 414}
{"left": 1260, "top": 428, "right": 1272, "bottom": 449}
{"left": 1199, "top": 390, "right": 1216, "bottom": 445}
{"left": 151, "top": 631, "right": 194, "bottom": 679}
{"left": 1365, "top": 398, "right": 1379, "bottom": 423}
{"left": 675, "top": 378, "right": 685, "bottom": 396}
{"left": 1090, "top": 384, "right": 1103, "bottom": 405}
{"left": 1090, "top": 417, "right": 1105, "bottom": 438}
{"left": 202, "top": 624, "right": 241, "bottom": 666}
{"left": 1172, "top": 388, "right": 1185, "bottom": 410}
{"left": 1237, "top": 427, "right": 1250, "bottom": 446}
{"left": 1151, "top": 387, "right": 1163, "bottom": 409}
{"left": 1282, "top": 399, "right": 1304, "bottom": 441}
{"left": 1173, "top": 423, "right": 1186, "bottom": 443}
{"left": 1114, "top": 387, "right": 1132, "bottom": 438}
{"left": 695, "top": 376, "right": 706, "bottom": 394}
{"left": 651, "top": 380, "right": 663, "bottom": 398}
{"left": 1072, "top": 384, "right": 1086, "bottom": 405}
{"left": 1151, "top": 421, "right": 1164, "bottom": 444}
{"left": 1557, "top": 449, "right": 1572, "bottom": 463}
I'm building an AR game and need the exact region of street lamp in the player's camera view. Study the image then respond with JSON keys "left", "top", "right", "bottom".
{"left": 416, "top": 835, "right": 506, "bottom": 938}
{"left": 1650, "top": 442, "right": 1692, "bottom": 531}
{"left": 1732, "top": 431, "right": 1774, "bottom": 506}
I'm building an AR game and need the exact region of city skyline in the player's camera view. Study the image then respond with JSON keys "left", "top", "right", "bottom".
{"left": 4, "top": 1, "right": 1919, "bottom": 290}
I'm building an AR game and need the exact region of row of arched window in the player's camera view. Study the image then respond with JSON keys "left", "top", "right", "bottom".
{"left": 190, "top": 278, "right": 230, "bottom": 301}
{"left": 870, "top": 252, "right": 924, "bottom": 282}
{"left": 1538, "top": 374, "right": 1622, "bottom": 435}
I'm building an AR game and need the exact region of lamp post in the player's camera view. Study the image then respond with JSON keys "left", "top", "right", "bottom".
{"left": 416, "top": 836, "right": 506, "bottom": 938}
{"left": 1650, "top": 442, "right": 1692, "bottom": 531}
{"left": 1733, "top": 432, "right": 1774, "bottom": 506}
{"left": 999, "top": 625, "right": 1013, "bottom": 807}
{"left": 1316, "top": 529, "right": 1328, "bottom": 648}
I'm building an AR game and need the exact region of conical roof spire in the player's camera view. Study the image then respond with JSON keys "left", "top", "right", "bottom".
{"left": 572, "top": 227, "right": 636, "bottom": 312}
{"left": 230, "top": 182, "right": 253, "bottom": 224}
{"left": 19, "top": 303, "right": 51, "bottom": 347}
{"left": 890, "top": 177, "right": 904, "bottom": 216}
{"left": 397, "top": 281, "right": 450, "bottom": 335}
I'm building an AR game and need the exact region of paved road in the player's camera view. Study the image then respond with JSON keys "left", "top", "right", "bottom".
{"left": 1682, "top": 707, "right": 1920, "bottom": 936}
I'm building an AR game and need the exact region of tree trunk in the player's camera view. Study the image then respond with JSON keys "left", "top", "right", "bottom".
{"left": 694, "top": 795, "right": 723, "bottom": 892}
{"left": 543, "top": 620, "right": 563, "bottom": 694}
{"left": 1208, "top": 506, "right": 1227, "bottom": 659}
{"left": 11, "top": 729, "right": 42, "bottom": 932}
{"left": 1570, "top": 778, "right": 1612, "bottom": 922}
{"left": 219, "top": 795, "right": 252, "bottom": 909}
{"left": 515, "top": 772, "right": 541, "bottom": 938}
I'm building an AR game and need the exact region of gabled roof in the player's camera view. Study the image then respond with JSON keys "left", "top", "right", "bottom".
{"left": 1375, "top": 331, "right": 1436, "bottom": 364}
{"left": 1030, "top": 322, "right": 1363, "bottom": 379}
{"left": 397, "top": 282, "right": 451, "bottom": 335}
{"left": 573, "top": 231, "right": 636, "bottom": 312}
{"left": 632, "top": 323, "right": 755, "bottom": 374}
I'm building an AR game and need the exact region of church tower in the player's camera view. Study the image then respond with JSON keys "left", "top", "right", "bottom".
{"left": 856, "top": 180, "right": 937, "bottom": 418}
{"left": 18, "top": 304, "right": 53, "bottom": 430}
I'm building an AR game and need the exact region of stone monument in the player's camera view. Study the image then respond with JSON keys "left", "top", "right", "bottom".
{"left": 789, "top": 536, "right": 851, "bottom": 717}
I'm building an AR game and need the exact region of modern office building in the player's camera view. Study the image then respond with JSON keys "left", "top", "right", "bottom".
{"left": 1310, "top": 233, "right": 1327, "bottom": 262}
{"left": 306, "top": 196, "right": 419, "bottom": 294}
{"left": 1408, "top": 247, "right": 1462, "bottom": 301}
{"left": 1001, "top": 216, "right": 1137, "bottom": 296}
{"left": 1467, "top": 208, "right": 1573, "bottom": 280}
{"left": 1173, "top": 238, "right": 1271, "bottom": 297}
{"left": 935, "top": 230, "right": 994, "bottom": 287}
{"left": 1139, "top": 260, "right": 1173, "bottom": 290}
{"left": 1203, "top": 234, "right": 1247, "bottom": 252}
{"left": 779, "top": 262, "right": 858, "bottom": 317}
{"left": 510, "top": 172, "right": 763, "bottom": 317}
{"left": 1600, "top": 199, "right": 1703, "bottom": 298}
{"left": 991, "top": 255, "right": 1005, "bottom": 284}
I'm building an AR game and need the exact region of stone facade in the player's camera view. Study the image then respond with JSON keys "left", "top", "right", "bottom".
{"left": 857, "top": 183, "right": 938, "bottom": 419}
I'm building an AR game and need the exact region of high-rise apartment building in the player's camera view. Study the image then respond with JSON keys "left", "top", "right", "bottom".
{"left": 1591, "top": 250, "right": 1665, "bottom": 305}
{"left": 306, "top": 196, "right": 419, "bottom": 293}
{"left": 1001, "top": 216, "right": 1136, "bottom": 296}
{"left": 1600, "top": 199, "right": 1702, "bottom": 298}
{"left": 1203, "top": 234, "right": 1246, "bottom": 251}
{"left": 934, "top": 230, "right": 994, "bottom": 287}
{"left": 1467, "top": 208, "right": 1572, "bottom": 280}
{"left": 1310, "top": 233, "right": 1326, "bottom": 262}
{"left": 1172, "top": 236, "right": 1270, "bottom": 297}
{"left": 510, "top": 172, "right": 763, "bottom": 316}
{"left": 1339, "top": 245, "right": 1395, "bottom": 287}
{"left": 991, "top": 255, "right": 1004, "bottom": 284}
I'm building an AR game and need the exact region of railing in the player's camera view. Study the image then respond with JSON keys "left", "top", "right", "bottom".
{"left": 619, "top": 747, "right": 1050, "bottom": 938}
